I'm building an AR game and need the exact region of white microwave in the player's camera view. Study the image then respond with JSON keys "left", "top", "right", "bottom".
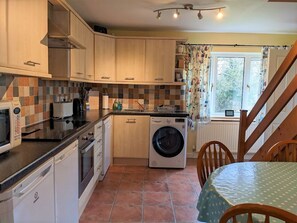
{"left": 0, "top": 100, "right": 21, "bottom": 154}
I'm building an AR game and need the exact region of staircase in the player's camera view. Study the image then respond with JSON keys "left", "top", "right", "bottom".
{"left": 237, "top": 41, "right": 297, "bottom": 161}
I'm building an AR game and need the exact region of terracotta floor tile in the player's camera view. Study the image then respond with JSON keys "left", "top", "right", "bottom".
{"left": 80, "top": 203, "right": 112, "bottom": 222}
{"left": 121, "top": 173, "right": 145, "bottom": 182}
{"left": 144, "top": 172, "right": 168, "bottom": 182}
{"left": 104, "top": 172, "right": 123, "bottom": 182}
{"left": 108, "top": 165, "right": 126, "bottom": 173}
{"left": 143, "top": 192, "right": 171, "bottom": 205}
{"left": 143, "top": 181, "right": 169, "bottom": 192}
{"left": 124, "top": 166, "right": 148, "bottom": 174}
{"left": 167, "top": 173, "right": 190, "bottom": 183}
{"left": 167, "top": 181, "right": 196, "bottom": 193}
{"left": 171, "top": 191, "right": 198, "bottom": 206}
{"left": 95, "top": 180, "right": 120, "bottom": 191}
{"left": 118, "top": 181, "right": 143, "bottom": 191}
{"left": 174, "top": 205, "right": 199, "bottom": 223}
{"left": 110, "top": 204, "right": 142, "bottom": 222}
{"left": 143, "top": 205, "right": 174, "bottom": 222}
{"left": 115, "top": 191, "right": 142, "bottom": 205}
{"left": 88, "top": 190, "right": 116, "bottom": 204}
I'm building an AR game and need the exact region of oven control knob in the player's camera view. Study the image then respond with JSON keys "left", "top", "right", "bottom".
{"left": 82, "top": 136, "right": 88, "bottom": 140}
{"left": 88, "top": 132, "right": 94, "bottom": 136}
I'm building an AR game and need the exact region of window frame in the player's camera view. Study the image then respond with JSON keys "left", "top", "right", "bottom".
{"left": 210, "top": 52, "right": 262, "bottom": 118}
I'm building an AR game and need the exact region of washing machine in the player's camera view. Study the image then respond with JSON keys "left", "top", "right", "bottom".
{"left": 149, "top": 117, "right": 187, "bottom": 168}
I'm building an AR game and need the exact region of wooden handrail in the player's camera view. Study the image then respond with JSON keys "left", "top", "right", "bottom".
{"left": 246, "top": 41, "right": 297, "bottom": 127}
{"left": 237, "top": 40, "right": 297, "bottom": 161}
{"left": 244, "top": 74, "right": 297, "bottom": 154}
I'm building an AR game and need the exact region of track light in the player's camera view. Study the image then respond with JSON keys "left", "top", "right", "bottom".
{"left": 173, "top": 9, "right": 180, "bottom": 19}
{"left": 197, "top": 10, "right": 203, "bottom": 20}
{"left": 217, "top": 8, "right": 223, "bottom": 19}
{"left": 153, "top": 4, "right": 225, "bottom": 21}
{"left": 156, "top": 11, "right": 161, "bottom": 19}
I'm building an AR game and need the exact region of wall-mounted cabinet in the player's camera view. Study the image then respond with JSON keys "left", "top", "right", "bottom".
{"left": 95, "top": 34, "right": 115, "bottom": 82}
{"left": 85, "top": 27, "right": 94, "bottom": 80}
{"left": 116, "top": 38, "right": 145, "bottom": 82}
{"left": 0, "top": 0, "right": 50, "bottom": 78}
{"left": 145, "top": 39, "right": 176, "bottom": 83}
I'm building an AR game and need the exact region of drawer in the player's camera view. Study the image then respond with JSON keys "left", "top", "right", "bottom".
{"left": 94, "top": 121, "right": 103, "bottom": 137}
{"left": 94, "top": 148, "right": 103, "bottom": 165}
{"left": 94, "top": 140, "right": 102, "bottom": 151}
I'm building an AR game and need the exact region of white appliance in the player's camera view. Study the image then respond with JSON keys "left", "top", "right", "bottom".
{"left": 0, "top": 159, "right": 55, "bottom": 223}
{"left": 0, "top": 100, "right": 21, "bottom": 154}
{"left": 102, "top": 116, "right": 112, "bottom": 177}
{"left": 149, "top": 117, "right": 187, "bottom": 168}
{"left": 54, "top": 140, "right": 79, "bottom": 223}
{"left": 53, "top": 101, "right": 73, "bottom": 118}
{"left": 102, "top": 94, "right": 109, "bottom": 109}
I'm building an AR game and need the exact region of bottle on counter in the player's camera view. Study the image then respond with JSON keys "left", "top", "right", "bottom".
{"left": 117, "top": 100, "right": 122, "bottom": 111}
{"left": 112, "top": 99, "right": 118, "bottom": 110}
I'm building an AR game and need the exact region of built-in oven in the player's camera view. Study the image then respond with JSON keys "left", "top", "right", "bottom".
{"left": 78, "top": 126, "right": 95, "bottom": 197}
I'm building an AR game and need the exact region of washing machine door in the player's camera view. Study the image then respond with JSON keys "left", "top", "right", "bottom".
{"left": 152, "top": 126, "right": 184, "bottom": 158}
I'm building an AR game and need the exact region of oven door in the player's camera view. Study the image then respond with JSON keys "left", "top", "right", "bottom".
{"left": 79, "top": 140, "right": 95, "bottom": 197}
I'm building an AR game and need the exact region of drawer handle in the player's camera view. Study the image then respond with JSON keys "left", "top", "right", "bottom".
{"left": 101, "top": 76, "right": 110, "bottom": 79}
{"left": 154, "top": 78, "right": 164, "bottom": 81}
{"left": 76, "top": 72, "right": 83, "bottom": 75}
{"left": 125, "top": 77, "right": 134, "bottom": 80}
{"left": 97, "top": 126, "right": 102, "bottom": 129}
{"left": 126, "top": 119, "right": 136, "bottom": 124}
{"left": 24, "top": 61, "right": 40, "bottom": 66}
{"left": 97, "top": 139, "right": 102, "bottom": 143}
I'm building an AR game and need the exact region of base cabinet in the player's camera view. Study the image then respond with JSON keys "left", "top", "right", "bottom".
{"left": 113, "top": 115, "right": 149, "bottom": 158}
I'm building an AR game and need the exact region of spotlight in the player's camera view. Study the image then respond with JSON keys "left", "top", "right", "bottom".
{"left": 197, "top": 10, "right": 203, "bottom": 20}
{"left": 156, "top": 11, "right": 161, "bottom": 19}
{"left": 173, "top": 9, "right": 180, "bottom": 19}
{"left": 217, "top": 8, "right": 223, "bottom": 19}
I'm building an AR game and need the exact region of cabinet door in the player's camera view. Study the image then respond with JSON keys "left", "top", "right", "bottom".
{"left": 116, "top": 39, "right": 145, "bottom": 82}
{"left": 0, "top": 0, "right": 7, "bottom": 66}
{"left": 95, "top": 35, "right": 115, "bottom": 81}
{"left": 145, "top": 40, "right": 175, "bottom": 83}
{"left": 113, "top": 115, "right": 149, "bottom": 158}
{"left": 70, "top": 12, "right": 85, "bottom": 45}
{"left": 71, "top": 49, "right": 86, "bottom": 79}
{"left": 7, "top": 0, "right": 48, "bottom": 73}
{"left": 85, "top": 27, "right": 94, "bottom": 81}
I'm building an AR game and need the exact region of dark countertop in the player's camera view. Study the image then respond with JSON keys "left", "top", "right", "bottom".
{"left": 0, "top": 109, "right": 188, "bottom": 192}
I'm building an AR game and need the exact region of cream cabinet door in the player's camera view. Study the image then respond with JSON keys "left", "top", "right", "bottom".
{"left": 85, "top": 27, "right": 94, "bottom": 81}
{"left": 95, "top": 35, "right": 115, "bottom": 81}
{"left": 70, "top": 12, "right": 85, "bottom": 45}
{"left": 113, "top": 115, "right": 149, "bottom": 158}
{"left": 116, "top": 39, "right": 145, "bottom": 82}
{"left": 71, "top": 49, "right": 86, "bottom": 79}
{"left": 0, "top": 0, "right": 7, "bottom": 66}
{"left": 145, "top": 40, "right": 175, "bottom": 83}
{"left": 7, "top": 0, "right": 48, "bottom": 73}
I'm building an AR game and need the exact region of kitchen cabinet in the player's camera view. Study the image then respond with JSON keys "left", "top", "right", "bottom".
{"left": 113, "top": 115, "right": 149, "bottom": 158}
{"left": 85, "top": 27, "right": 94, "bottom": 81}
{"left": 95, "top": 34, "right": 116, "bottom": 82}
{"left": 145, "top": 39, "right": 176, "bottom": 83}
{"left": 94, "top": 121, "right": 103, "bottom": 182}
{"left": 103, "top": 116, "right": 113, "bottom": 176}
{"left": 0, "top": 0, "right": 7, "bottom": 67}
{"left": 116, "top": 38, "right": 145, "bottom": 82}
{"left": 70, "top": 49, "right": 86, "bottom": 79}
{"left": 70, "top": 12, "right": 85, "bottom": 45}
{"left": 6, "top": 0, "right": 48, "bottom": 75}
{"left": 54, "top": 140, "right": 79, "bottom": 223}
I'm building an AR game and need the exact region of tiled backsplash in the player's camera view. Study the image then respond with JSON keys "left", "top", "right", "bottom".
{"left": 0, "top": 74, "right": 81, "bottom": 127}
{"left": 0, "top": 74, "right": 186, "bottom": 127}
{"left": 89, "top": 84, "right": 186, "bottom": 111}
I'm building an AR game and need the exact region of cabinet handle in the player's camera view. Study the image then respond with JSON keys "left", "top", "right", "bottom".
{"left": 24, "top": 61, "right": 40, "bottom": 66}
{"left": 97, "top": 139, "right": 102, "bottom": 143}
{"left": 155, "top": 78, "right": 164, "bottom": 81}
{"left": 101, "top": 76, "right": 110, "bottom": 79}
{"left": 76, "top": 72, "right": 84, "bottom": 75}
{"left": 125, "top": 77, "right": 134, "bottom": 80}
{"left": 126, "top": 118, "right": 136, "bottom": 124}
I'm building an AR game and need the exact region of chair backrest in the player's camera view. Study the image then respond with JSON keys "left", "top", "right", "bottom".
{"left": 265, "top": 140, "right": 297, "bottom": 162}
{"left": 197, "top": 140, "right": 235, "bottom": 187}
{"left": 219, "top": 203, "right": 297, "bottom": 223}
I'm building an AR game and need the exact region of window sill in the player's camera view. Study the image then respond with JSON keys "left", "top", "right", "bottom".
{"left": 210, "top": 117, "right": 240, "bottom": 122}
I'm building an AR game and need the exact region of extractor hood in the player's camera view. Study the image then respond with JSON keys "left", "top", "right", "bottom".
{"left": 48, "top": 0, "right": 84, "bottom": 49}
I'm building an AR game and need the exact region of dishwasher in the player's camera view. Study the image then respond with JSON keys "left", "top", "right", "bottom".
{"left": 0, "top": 159, "right": 55, "bottom": 223}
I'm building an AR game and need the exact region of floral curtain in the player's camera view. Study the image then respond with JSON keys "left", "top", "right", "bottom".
{"left": 185, "top": 45, "right": 212, "bottom": 129}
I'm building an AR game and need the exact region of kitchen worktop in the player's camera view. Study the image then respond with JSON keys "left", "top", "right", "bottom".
{"left": 0, "top": 109, "right": 188, "bottom": 192}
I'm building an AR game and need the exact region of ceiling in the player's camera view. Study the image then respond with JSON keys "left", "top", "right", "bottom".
{"left": 65, "top": 0, "right": 297, "bottom": 34}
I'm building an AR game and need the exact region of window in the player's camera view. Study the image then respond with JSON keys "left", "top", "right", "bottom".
{"left": 210, "top": 53, "right": 262, "bottom": 117}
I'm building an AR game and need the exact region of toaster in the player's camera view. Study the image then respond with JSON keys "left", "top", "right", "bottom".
{"left": 53, "top": 101, "right": 73, "bottom": 118}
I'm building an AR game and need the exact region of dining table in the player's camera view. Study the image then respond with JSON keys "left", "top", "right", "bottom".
{"left": 197, "top": 162, "right": 297, "bottom": 223}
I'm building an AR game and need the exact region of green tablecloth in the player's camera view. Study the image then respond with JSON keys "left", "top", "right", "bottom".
{"left": 197, "top": 162, "right": 297, "bottom": 223}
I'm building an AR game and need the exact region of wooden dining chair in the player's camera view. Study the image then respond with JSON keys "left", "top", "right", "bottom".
{"left": 197, "top": 140, "right": 235, "bottom": 187}
{"left": 265, "top": 140, "right": 297, "bottom": 162}
{"left": 219, "top": 203, "right": 297, "bottom": 223}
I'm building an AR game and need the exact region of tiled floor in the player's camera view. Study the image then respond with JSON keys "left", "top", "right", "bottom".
{"left": 80, "top": 159, "right": 202, "bottom": 223}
